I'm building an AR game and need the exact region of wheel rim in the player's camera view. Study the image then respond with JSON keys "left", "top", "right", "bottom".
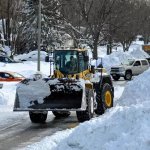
{"left": 126, "top": 73, "right": 131, "bottom": 79}
{"left": 105, "top": 91, "right": 112, "bottom": 107}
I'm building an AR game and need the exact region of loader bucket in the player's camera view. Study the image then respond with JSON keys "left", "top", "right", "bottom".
{"left": 14, "top": 78, "right": 86, "bottom": 111}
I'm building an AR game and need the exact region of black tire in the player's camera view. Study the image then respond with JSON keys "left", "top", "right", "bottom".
{"left": 124, "top": 71, "right": 132, "bottom": 80}
{"left": 112, "top": 75, "right": 120, "bottom": 81}
{"left": 95, "top": 83, "right": 113, "bottom": 115}
{"left": 76, "top": 89, "right": 94, "bottom": 122}
{"left": 52, "top": 111, "right": 71, "bottom": 118}
{"left": 29, "top": 111, "right": 48, "bottom": 123}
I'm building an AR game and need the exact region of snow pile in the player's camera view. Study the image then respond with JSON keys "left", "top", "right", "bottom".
{"left": 0, "top": 83, "right": 17, "bottom": 106}
{"left": 114, "top": 85, "right": 124, "bottom": 103}
{"left": 92, "top": 50, "right": 134, "bottom": 71}
{"left": 92, "top": 44, "right": 149, "bottom": 72}
{"left": 118, "top": 68, "right": 150, "bottom": 106}
{"left": 26, "top": 106, "right": 150, "bottom": 150}
{"left": 25, "top": 66, "right": 150, "bottom": 150}
{"left": 102, "top": 51, "right": 134, "bottom": 70}
{"left": 4, "top": 45, "right": 11, "bottom": 56}
{"left": 17, "top": 79, "right": 50, "bottom": 108}
{"left": 15, "top": 50, "right": 47, "bottom": 61}
{"left": 97, "top": 46, "right": 107, "bottom": 57}
{"left": 129, "top": 45, "right": 149, "bottom": 59}
{"left": 0, "top": 91, "right": 5, "bottom": 105}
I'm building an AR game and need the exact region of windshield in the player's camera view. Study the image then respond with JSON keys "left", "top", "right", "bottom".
{"left": 123, "top": 60, "right": 134, "bottom": 66}
{"left": 11, "top": 72, "right": 24, "bottom": 78}
{"left": 55, "top": 50, "right": 78, "bottom": 74}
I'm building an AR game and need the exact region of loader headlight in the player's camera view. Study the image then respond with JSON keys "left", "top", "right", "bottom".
{"left": 34, "top": 73, "right": 42, "bottom": 80}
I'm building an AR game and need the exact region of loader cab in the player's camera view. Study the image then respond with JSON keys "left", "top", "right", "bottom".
{"left": 54, "top": 49, "right": 89, "bottom": 75}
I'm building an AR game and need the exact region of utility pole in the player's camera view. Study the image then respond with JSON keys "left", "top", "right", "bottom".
{"left": 37, "top": 0, "right": 41, "bottom": 71}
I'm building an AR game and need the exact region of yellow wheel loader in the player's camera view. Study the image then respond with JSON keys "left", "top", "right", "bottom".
{"left": 14, "top": 49, "right": 114, "bottom": 123}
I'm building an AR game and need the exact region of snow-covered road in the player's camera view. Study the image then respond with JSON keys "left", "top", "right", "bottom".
{"left": 0, "top": 112, "right": 79, "bottom": 150}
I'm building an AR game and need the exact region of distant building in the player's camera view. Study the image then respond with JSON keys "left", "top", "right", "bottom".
{"left": 142, "top": 45, "right": 150, "bottom": 55}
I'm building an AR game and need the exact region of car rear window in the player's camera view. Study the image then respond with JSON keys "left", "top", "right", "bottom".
{"left": 141, "top": 60, "right": 148, "bottom": 66}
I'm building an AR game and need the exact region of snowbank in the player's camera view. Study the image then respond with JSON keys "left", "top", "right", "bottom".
{"left": 26, "top": 106, "right": 150, "bottom": 150}
{"left": 0, "top": 91, "right": 5, "bottom": 105}
{"left": 15, "top": 50, "right": 47, "bottom": 61}
{"left": 92, "top": 44, "right": 149, "bottom": 72}
{"left": 0, "top": 83, "right": 17, "bottom": 106}
{"left": 118, "top": 68, "right": 150, "bottom": 106}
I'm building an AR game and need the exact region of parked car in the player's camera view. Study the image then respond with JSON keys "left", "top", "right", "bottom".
{"left": 0, "top": 71, "right": 25, "bottom": 82}
{"left": 110, "top": 58, "right": 149, "bottom": 81}
{"left": 0, "top": 55, "right": 21, "bottom": 63}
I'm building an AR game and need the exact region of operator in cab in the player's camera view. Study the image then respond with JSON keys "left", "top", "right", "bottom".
{"left": 66, "top": 56, "right": 77, "bottom": 72}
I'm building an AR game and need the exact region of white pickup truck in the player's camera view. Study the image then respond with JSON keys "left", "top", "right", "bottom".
{"left": 110, "top": 59, "right": 149, "bottom": 80}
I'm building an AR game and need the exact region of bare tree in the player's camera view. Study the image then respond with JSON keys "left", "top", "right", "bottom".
{"left": 1, "top": 0, "right": 150, "bottom": 55}
{"left": 74, "top": 0, "right": 117, "bottom": 59}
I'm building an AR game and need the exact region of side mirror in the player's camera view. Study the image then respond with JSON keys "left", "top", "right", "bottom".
{"left": 45, "top": 56, "right": 49, "bottom": 62}
{"left": 84, "top": 56, "right": 89, "bottom": 62}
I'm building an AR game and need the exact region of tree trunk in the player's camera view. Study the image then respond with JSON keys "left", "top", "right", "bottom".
{"left": 2, "top": 18, "right": 6, "bottom": 40}
{"left": 6, "top": 0, "right": 11, "bottom": 46}
{"left": 108, "top": 37, "right": 112, "bottom": 55}
{"left": 122, "top": 42, "right": 126, "bottom": 52}
{"left": 93, "top": 39, "right": 98, "bottom": 60}
{"left": 126, "top": 41, "right": 132, "bottom": 51}
{"left": 93, "top": 32, "right": 100, "bottom": 60}
{"left": 107, "top": 44, "right": 109, "bottom": 55}
{"left": 144, "top": 34, "right": 149, "bottom": 44}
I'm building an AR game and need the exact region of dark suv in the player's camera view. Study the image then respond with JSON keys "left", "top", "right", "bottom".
{"left": 0, "top": 55, "right": 19, "bottom": 63}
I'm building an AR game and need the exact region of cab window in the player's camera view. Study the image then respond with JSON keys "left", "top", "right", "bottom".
{"left": 55, "top": 50, "right": 78, "bottom": 74}
{"left": 133, "top": 61, "right": 141, "bottom": 66}
{"left": 141, "top": 60, "right": 148, "bottom": 66}
{"left": 78, "top": 52, "right": 88, "bottom": 72}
